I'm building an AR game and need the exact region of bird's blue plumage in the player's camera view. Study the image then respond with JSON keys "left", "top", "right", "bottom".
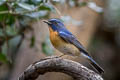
{"left": 47, "top": 18, "right": 65, "bottom": 31}
{"left": 59, "top": 30, "right": 90, "bottom": 56}
{"left": 44, "top": 18, "right": 104, "bottom": 74}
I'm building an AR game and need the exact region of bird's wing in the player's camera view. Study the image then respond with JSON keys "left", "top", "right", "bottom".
{"left": 59, "top": 31, "right": 90, "bottom": 56}
{"left": 59, "top": 31, "right": 104, "bottom": 74}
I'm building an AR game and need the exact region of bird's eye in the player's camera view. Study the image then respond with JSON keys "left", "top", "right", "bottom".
{"left": 53, "top": 22, "right": 57, "bottom": 25}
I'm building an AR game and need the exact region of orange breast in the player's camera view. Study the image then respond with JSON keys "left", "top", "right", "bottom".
{"left": 49, "top": 27, "right": 80, "bottom": 56}
{"left": 49, "top": 27, "right": 65, "bottom": 47}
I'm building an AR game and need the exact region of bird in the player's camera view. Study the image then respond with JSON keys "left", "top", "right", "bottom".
{"left": 43, "top": 18, "right": 104, "bottom": 74}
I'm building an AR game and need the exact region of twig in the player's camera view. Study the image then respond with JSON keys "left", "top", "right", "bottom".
{"left": 0, "top": 3, "right": 42, "bottom": 15}
{"left": 49, "top": 1, "right": 62, "bottom": 17}
{"left": 18, "top": 56, "right": 103, "bottom": 80}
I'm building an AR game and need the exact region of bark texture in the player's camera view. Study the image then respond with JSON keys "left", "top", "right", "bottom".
{"left": 19, "top": 57, "right": 103, "bottom": 80}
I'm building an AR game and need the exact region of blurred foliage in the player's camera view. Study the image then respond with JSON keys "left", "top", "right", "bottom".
{"left": 30, "top": 35, "right": 35, "bottom": 47}
{"left": 61, "top": 15, "right": 83, "bottom": 26}
{"left": 104, "top": 0, "right": 120, "bottom": 28}
{"left": 42, "top": 36, "right": 54, "bottom": 55}
{"left": 0, "top": 53, "right": 9, "bottom": 63}
{"left": 0, "top": 0, "right": 54, "bottom": 63}
{"left": 0, "top": 0, "right": 97, "bottom": 64}
{"left": 104, "top": 0, "right": 120, "bottom": 47}
{"left": 0, "top": 0, "right": 107, "bottom": 80}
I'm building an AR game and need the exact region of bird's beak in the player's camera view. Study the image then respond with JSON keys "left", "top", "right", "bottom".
{"left": 43, "top": 20, "right": 52, "bottom": 25}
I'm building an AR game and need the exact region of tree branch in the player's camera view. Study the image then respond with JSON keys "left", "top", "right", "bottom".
{"left": 18, "top": 56, "right": 103, "bottom": 80}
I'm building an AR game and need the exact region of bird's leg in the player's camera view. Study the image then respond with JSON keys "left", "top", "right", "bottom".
{"left": 51, "top": 54, "right": 65, "bottom": 58}
{"left": 42, "top": 54, "right": 65, "bottom": 60}
{"left": 58, "top": 54, "right": 65, "bottom": 57}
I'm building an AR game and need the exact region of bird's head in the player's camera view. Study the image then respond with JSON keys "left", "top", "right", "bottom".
{"left": 43, "top": 18, "right": 66, "bottom": 31}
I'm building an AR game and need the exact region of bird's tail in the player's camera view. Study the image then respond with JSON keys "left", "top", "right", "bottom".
{"left": 81, "top": 52, "right": 104, "bottom": 74}
{"left": 87, "top": 56, "right": 104, "bottom": 74}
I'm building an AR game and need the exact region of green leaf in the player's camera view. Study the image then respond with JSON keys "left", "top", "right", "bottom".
{"left": 42, "top": 36, "right": 54, "bottom": 55}
{"left": 0, "top": 53, "right": 8, "bottom": 63}
{"left": 15, "top": 7, "right": 27, "bottom": 14}
{"left": 0, "top": 3, "right": 15, "bottom": 24}
{"left": 25, "top": 10, "right": 48, "bottom": 18}
{"left": 30, "top": 35, "right": 35, "bottom": 47}
{"left": 25, "top": 0, "right": 43, "bottom": 5}
{"left": 5, "top": 26, "right": 18, "bottom": 37}
{"left": 43, "top": 3, "right": 55, "bottom": 12}
{"left": 38, "top": 5, "right": 51, "bottom": 11}
{"left": 0, "top": 29, "right": 4, "bottom": 37}
{"left": 1, "top": 35, "right": 22, "bottom": 62}
{"left": 0, "top": 0, "right": 6, "bottom": 5}
{"left": 0, "top": 4, "right": 8, "bottom": 21}
{"left": 1, "top": 42, "right": 7, "bottom": 56}
{"left": 6, "top": 14, "right": 15, "bottom": 25}
{"left": 8, "top": 35, "right": 22, "bottom": 54}
{"left": 17, "top": 2, "right": 36, "bottom": 11}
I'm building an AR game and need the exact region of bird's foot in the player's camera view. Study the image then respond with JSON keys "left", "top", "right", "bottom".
{"left": 46, "top": 54, "right": 65, "bottom": 59}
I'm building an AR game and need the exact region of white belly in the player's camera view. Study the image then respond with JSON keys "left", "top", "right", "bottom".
{"left": 56, "top": 43, "right": 80, "bottom": 56}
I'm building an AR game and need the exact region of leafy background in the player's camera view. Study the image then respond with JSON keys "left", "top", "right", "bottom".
{"left": 0, "top": 0, "right": 120, "bottom": 80}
